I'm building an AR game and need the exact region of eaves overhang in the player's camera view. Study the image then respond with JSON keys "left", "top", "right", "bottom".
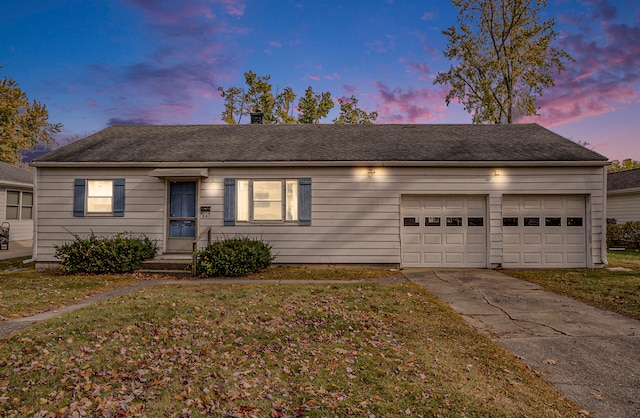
{"left": 0, "top": 180, "right": 33, "bottom": 189}
{"left": 30, "top": 160, "right": 610, "bottom": 168}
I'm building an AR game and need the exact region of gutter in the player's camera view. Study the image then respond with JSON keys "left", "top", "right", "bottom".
{"left": 30, "top": 160, "right": 610, "bottom": 168}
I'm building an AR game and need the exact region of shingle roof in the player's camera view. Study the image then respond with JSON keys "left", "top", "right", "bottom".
{"left": 33, "top": 123, "right": 608, "bottom": 164}
{"left": 0, "top": 162, "right": 33, "bottom": 186}
{"left": 608, "top": 168, "right": 640, "bottom": 191}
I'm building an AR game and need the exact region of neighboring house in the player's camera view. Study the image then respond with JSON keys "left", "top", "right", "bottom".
{"left": 607, "top": 168, "right": 640, "bottom": 223}
{"left": 0, "top": 161, "right": 34, "bottom": 242}
{"left": 31, "top": 123, "right": 609, "bottom": 269}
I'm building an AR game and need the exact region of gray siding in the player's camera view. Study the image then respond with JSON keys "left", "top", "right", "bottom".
{"left": 607, "top": 192, "right": 640, "bottom": 223}
{"left": 35, "top": 165, "right": 606, "bottom": 268}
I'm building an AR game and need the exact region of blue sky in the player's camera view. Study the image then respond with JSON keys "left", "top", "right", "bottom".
{"left": 1, "top": 0, "right": 639, "bottom": 161}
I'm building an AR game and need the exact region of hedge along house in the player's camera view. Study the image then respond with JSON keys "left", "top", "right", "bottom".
{"left": 0, "top": 161, "right": 34, "bottom": 242}
{"left": 31, "top": 123, "right": 609, "bottom": 270}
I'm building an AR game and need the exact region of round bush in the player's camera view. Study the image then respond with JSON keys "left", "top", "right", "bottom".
{"left": 197, "top": 236, "right": 274, "bottom": 277}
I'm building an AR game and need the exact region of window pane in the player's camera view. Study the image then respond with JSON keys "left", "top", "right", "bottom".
{"left": 425, "top": 217, "right": 441, "bottom": 226}
{"left": 254, "top": 181, "right": 281, "bottom": 200}
{"left": 21, "top": 207, "right": 33, "bottom": 220}
{"left": 254, "top": 202, "right": 282, "bottom": 221}
{"left": 446, "top": 217, "right": 463, "bottom": 226}
{"left": 87, "top": 197, "right": 112, "bottom": 212}
{"left": 22, "top": 192, "right": 33, "bottom": 206}
{"left": 524, "top": 217, "right": 540, "bottom": 226}
{"left": 545, "top": 217, "right": 561, "bottom": 226}
{"left": 6, "top": 191, "right": 19, "bottom": 205}
{"left": 6, "top": 206, "right": 18, "bottom": 219}
{"left": 286, "top": 180, "right": 298, "bottom": 221}
{"left": 468, "top": 217, "right": 484, "bottom": 226}
{"left": 88, "top": 180, "right": 113, "bottom": 197}
{"left": 567, "top": 217, "right": 583, "bottom": 227}
{"left": 503, "top": 217, "right": 518, "bottom": 226}
{"left": 237, "top": 180, "right": 249, "bottom": 222}
{"left": 404, "top": 217, "right": 419, "bottom": 226}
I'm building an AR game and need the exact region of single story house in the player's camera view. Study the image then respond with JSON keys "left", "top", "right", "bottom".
{"left": 607, "top": 168, "right": 640, "bottom": 223}
{"left": 31, "top": 123, "right": 609, "bottom": 269}
{"left": 0, "top": 161, "right": 34, "bottom": 242}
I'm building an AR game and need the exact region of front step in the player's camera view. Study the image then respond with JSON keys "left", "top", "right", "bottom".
{"left": 139, "top": 259, "right": 193, "bottom": 278}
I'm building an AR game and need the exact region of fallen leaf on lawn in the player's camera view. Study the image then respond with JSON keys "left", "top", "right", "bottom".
{"left": 590, "top": 391, "right": 605, "bottom": 400}
{"left": 542, "top": 359, "right": 557, "bottom": 365}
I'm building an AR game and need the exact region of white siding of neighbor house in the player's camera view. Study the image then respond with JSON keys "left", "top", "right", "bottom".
{"left": 35, "top": 165, "right": 607, "bottom": 268}
{"left": 1, "top": 186, "right": 34, "bottom": 241}
{"left": 607, "top": 192, "right": 640, "bottom": 223}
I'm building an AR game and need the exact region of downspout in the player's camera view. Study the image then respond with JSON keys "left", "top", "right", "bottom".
{"left": 23, "top": 166, "right": 37, "bottom": 264}
{"left": 601, "top": 167, "right": 608, "bottom": 266}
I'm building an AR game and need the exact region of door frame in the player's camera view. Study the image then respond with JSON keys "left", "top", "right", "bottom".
{"left": 164, "top": 178, "right": 199, "bottom": 254}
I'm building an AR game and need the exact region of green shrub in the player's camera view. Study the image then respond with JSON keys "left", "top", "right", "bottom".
{"left": 54, "top": 232, "right": 158, "bottom": 274}
{"left": 607, "top": 221, "right": 640, "bottom": 249}
{"left": 197, "top": 236, "right": 274, "bottom": 277}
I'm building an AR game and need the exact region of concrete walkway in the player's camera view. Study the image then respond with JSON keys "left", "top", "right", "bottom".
{"left": 0, "top": 240, "right": 32, "bottom": 260}
{"left": 403, "top": 268, "right": 640, "bottom": 418}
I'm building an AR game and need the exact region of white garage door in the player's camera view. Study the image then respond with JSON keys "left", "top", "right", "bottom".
{"left": 502, "top": 195, "right": 586, "bottom": 268}
{"left": 401, "top": 195, "right": 487, "bottom": 267}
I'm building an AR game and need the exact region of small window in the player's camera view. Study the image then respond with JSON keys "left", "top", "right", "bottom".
{"left": 404, "top": 217, "right": 419, "bottom": 226}
{"left": 425, "top": 217, "right": 441, "bottom": 226}
{"left": 503, "top": 217, "right": 518, "bottom": 226}
{"left": 468, "top": 217, "right": 484, "bottom": 227}
{"left": 446, "top": 217, "right": 463, "bottom": 226}
{"left": 524, "top": 217, "right": 540, "bottom": 227}
{"left": 545, "top": 217, "right": 561, "bottom": 226}
{"left": 5, "top": 190, "right": 33, "bottom": 220}
{"left": 87, "top": 180, "right": 114, "bottom": 213}
{"left": 567, "top": 217, "right": 583, "bottom": 227}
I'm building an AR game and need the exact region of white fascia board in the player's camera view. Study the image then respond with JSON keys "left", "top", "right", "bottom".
{"left": 608, "top": 187, "right": 640, "bottom": 196}
{"left": 30, "top": 160, "right": 610, "bottom": 168}
{"left": 0, "top": 180, "right": 33, "bottom": 189}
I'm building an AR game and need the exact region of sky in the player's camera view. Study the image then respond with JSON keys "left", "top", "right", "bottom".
{"left": 1, "top": 0, "right": 639, "bottom": 161}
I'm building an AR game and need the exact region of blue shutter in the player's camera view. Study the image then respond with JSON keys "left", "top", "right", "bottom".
{"left": 73, "top": 179, "right": 86, "bottom": 217}
{"left": 113, "top": 178, "right": 125, "bottom": 217}
{"left": 299, "top": 177, "right": 312, "bottom": 226}
{"left": 224, "top": 178, "right": 236, "bottom": 226}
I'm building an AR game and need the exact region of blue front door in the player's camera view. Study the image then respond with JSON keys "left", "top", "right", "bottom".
{"left": 167, "top": 181, "right": 196, "bottom": 252}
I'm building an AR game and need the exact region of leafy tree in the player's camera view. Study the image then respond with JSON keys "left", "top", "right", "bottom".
{"left": 0, "top": 69, "right": 61, "bottom": 165}
{"left": 219, "top": 71, "right": 375, "bottom": 125}
{"left": 434, "top": 0, "right": 572, "bottom": 123}
{"left": 609, "top": 159, "right": 640, "bottom": 173}
{"left": 333, "top": 95, "right": 378, "bottom": 124}
{"left": 297, "top": 86, "right": 334, "bottom": 124}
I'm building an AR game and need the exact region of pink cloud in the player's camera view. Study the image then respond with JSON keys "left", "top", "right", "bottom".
{"left": 518, "top": 2, "right": 640, "bottom": 127}
{"left": 269, "top": 41, "right": 282, "bottom": 47}
{"left": 374, "top": 81, "right": 448, "bottom": 123}
{"left": 307, "top": 74, "right": 320, "bottom": 81}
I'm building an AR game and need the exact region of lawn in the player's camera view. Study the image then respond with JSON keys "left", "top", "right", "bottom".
{"left": 0, "top": 282, "right": 582, "bottom": 417}
{"left": 504, "top": 250, "right": 640, "bottom": 320}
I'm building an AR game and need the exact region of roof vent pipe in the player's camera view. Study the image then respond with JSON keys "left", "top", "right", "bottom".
{"left": 250, "top": 111, "right": 264, "bottom": 124}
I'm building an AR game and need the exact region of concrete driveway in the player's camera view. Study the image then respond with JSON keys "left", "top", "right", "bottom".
{"left": 403, "top": 268, "right": 640, "bottom": 418}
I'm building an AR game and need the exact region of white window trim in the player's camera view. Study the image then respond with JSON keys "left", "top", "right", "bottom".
{"left": 5, "top": 190, "right": 33, "bottom": 220}
{"left": 86, "top": 179, "right": 114, "bottom": 214}
{"left": 236, "top": 179, "right": 300, "bottom": 224}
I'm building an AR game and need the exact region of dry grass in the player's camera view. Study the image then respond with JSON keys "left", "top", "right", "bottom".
{"left": 0, "top": 282, "right": 581, "bottom": 417}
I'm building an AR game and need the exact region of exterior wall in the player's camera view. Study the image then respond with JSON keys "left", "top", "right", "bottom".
{"left": 35, "top": 165, "right": 607, "bottom": 268}
{"left": 607, "top": 192, "right": 640, "bottom": 223}
{"left": 1, "top": 185, "right": 34, "bottom": 241}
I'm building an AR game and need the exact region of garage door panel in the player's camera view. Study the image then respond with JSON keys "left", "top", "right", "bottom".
{"left": 444, "top": 198, "right": 464, "bottom": 209}
{"left": 523, "top": 253, "right": 542, "bottom": 264}
{"left": 404, "top": 233, "right": 421, "bottom": 245}
{"left": 403, "top": 252, "right": 420, "bottom": 264}
{"left": 545, "top": 253, "right": 563, "bottom": 264}
{"left": 504, "top": 233, "right": 520, "bottom": 245}
{"left": 445, "top": 233, "right": 464, "bottom": 245}
{"left": 467, "top": 233, "right": 485, "bottom": 245}
{"left": 503, "top": 195, "right": 586, "bottom": 268}
{"left": 423, "top": 233, "right": 442, "bottom": 245}
{"left": 544, "top": 234, "right": 563, "bottom": 245}
{"left": 423, "top": 252, "right": 442, "bottom": 264}
{"left": 445, "top": 253, "right": 464, "bottom": 264}
{"left": 523, "top": 234, "right": 542, "bottom": 245}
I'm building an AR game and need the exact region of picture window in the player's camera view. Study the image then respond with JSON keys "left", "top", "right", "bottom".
{"left": 503, "top": 217, "right": 518, "bottom": 226}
